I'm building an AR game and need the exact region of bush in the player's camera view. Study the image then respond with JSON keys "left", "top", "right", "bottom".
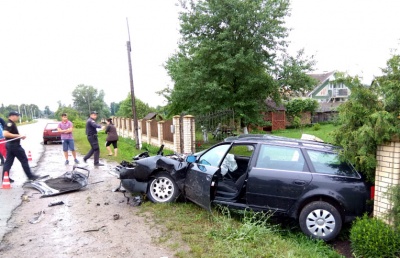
{"left": 312, "top": 123, "right": 321, "bottom": 131}
{"left": 387, "top": 185, "right": 400, "bottom": 230}
{"left": 350, "top": 214, "right": 400, "bottom": 257}
{"left": 73, "top": 119, "right": 86, "bottom": 129}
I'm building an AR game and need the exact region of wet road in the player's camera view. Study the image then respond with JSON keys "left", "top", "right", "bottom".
{"left": 0, "top": 119, "right": 52, "bottom": 242}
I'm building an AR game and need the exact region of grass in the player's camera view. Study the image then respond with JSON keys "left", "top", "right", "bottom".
{"left": 138, "top": 203, "right": 342, "bottom": 258}
{"left": 72, "top": 124, "right": 343, "bottom": 257}
{"left": 271, "top": 123, "right": 337, "bottom": 143}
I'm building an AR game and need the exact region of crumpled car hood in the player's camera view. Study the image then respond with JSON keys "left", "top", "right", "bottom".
{"left": 24, "top": 166, "right": 90, "bottom": 197}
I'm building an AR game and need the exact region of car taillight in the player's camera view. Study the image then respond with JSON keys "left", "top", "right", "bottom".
{"left": 370, "top": 186, "right": 375, "bottom": 200}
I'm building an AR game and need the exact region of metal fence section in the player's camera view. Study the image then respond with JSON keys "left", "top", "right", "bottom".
{"left": 195, "top": 109, "right": 235, "bottom": 136}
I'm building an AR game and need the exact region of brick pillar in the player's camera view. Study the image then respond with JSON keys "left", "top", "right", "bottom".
{"left": 115, "top": 117, "right": 121, "bottom": 135}
{"left": 183, "top": 115, "right": 195, "bottom": 154}
{"left": 173, "top": 115, "right": 181, "bottom": 153}
{"left": 374, "top": 139, "right": 400, "bottom": 224}
{"left": 146, "top": 119, "right": 151, "bottom": 144}
{"left": 138, "top": 119, "right": 142, "bottom": 149}
{"left": 122, "top": 118, "right": 127, "bottom": 137}
{"left": 158, "top": 121, "right": 164, "bottom": 146}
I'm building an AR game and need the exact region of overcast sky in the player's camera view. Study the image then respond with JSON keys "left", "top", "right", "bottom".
{"left": 1, "top": 0, "right": 399, "bottom": 111}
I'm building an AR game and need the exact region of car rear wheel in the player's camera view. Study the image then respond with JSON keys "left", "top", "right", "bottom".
{"left": 299, "top": 201, "right": 342, "bottom": 241}
{"left": 44, "top": 141, "right": 48, "bottom": 145}
{"left": 147, "top": 172, "right": 179, "bottom": 203}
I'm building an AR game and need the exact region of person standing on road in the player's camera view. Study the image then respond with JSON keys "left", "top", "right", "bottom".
{"left": 83, "top": 111, "right": 104, "bottom": 166}
{"left": 105, "top": 118, "right": 119, "bottom": 157}
{"left": 0, "top": 117, "right": 7, "bottom": 166}
{"left": 58, "top": 113, "right": 79, "bottom": 165}
{"left": 2, "top": 111, "right": 39, "bottom": 182}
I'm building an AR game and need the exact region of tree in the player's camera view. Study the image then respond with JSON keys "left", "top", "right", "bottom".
{"left": 163, "top": 0, "right": 315, "bottom": 126}
{"left": 54, "top": 106, "right": 80, "bottom": 122}
{"left": 44, "top": 106, "right": 51, "bottom": 116}
{"left": 331, "top": 57, "right": 400, "bottom": 182}
{"left": 72, "top": 84, "right": 110, "bottom": 118}
{"left": 116, "top": 93, "right": 156, "bottom": 119}
{"left": 110, "top": 102, "right": 120, "bottom": 116}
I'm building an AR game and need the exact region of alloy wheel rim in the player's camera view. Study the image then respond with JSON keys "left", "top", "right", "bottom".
{"left": 150, "top": 177, "right": 175, "bottom": 202}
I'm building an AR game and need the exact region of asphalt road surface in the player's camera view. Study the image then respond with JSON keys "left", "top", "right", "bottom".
{"left": 0, "top": 119, "right": 52, "bottom": 241}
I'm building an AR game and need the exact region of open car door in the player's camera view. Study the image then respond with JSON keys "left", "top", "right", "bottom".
{"left": 184, "top": 163, "right": 220, "bottom": 211}
{"left": 184, "top": 143, "right": 231, "bottom": 211}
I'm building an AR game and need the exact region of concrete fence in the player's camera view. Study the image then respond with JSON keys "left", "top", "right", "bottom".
{"left": 109, "top": 115, "right": 196, "bottom": 154}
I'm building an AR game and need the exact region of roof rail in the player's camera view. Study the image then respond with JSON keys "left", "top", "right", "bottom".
{"left": 231, "top": 134, "right": 337, "bottom": 149}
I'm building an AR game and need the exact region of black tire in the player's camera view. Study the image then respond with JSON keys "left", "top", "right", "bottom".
{"left": 299, "top": 201, "right": 342, "bottom": 241}
{"left": 44, "top": 141, "right": 47, "bottom": 145}
{"left": 147, "top": 172, "right": 180, "bottom": 203}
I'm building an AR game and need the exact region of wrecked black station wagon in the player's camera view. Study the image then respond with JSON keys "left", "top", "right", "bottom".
{"left": 117, "top": 135, "right": 371, "bottom": 241}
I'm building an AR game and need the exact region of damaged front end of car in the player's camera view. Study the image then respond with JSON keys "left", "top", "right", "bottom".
{"left": 114, "top": 145, "right": 190, "bottom": 202}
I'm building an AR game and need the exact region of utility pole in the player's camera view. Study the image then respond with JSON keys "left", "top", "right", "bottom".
{"left": 126, "top": 18, "right": 140, "bottom": 149}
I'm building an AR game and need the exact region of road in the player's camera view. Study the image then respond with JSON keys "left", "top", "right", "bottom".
{"left": 0, "top": 119, "right": 50, "bottom": 242}
{"left": 0, "top": 119, "right": 178, "bottom": 257}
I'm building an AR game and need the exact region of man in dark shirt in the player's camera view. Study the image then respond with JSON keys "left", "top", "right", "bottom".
{"left": 2, "top": 111, "right": 39, "bottom": 182}
{"left": 83, "top": 111, "right": 104, "bottom": 166}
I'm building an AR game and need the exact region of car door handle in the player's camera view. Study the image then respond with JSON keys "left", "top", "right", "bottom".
{"left": 293, "top": 180, "right": 306, "bottom": 186}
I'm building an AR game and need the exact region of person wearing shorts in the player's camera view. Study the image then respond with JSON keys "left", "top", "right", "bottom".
{"left": 58, "top": 113, "right": 79, "bottom": 165}
{"left": 105, "top": 118, "right": 119, "bottom": 157}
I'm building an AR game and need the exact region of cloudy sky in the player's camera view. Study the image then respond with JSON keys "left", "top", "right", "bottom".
{"left": 1, "top": 0, "right": 399, "bottom": 111}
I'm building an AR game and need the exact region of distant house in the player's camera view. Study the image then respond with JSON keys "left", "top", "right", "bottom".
{"left": 307, "top": 71, "right": 351, "bottom": 103}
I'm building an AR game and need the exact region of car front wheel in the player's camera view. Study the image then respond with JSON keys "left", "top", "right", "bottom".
{"left": 299, "top": 201, "right": 342, "bottom": 241}
{"left": 147, "top": 172, "right": 179, "bottom": 203}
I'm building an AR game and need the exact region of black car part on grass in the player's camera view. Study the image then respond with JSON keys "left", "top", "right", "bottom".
{"left": 24, "top": 166, "right": 90, "bottom": 197}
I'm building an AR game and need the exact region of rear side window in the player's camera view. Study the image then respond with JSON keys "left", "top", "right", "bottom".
{"left": 306, "top": 150, "right": 359, "bottom": 177}
{"left": 256, "top": 145, "right": 306, "bottom": 172}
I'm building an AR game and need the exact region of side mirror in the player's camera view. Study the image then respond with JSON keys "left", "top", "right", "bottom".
{"left": 186, "top": 155, "right": 196, "bottom": 163}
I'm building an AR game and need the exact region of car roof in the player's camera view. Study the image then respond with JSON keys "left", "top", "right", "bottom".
{"left": 225, "top": 134, "right": 338, "bottom": 151}
{"left": 45, "top": 122, "right": 59, "bottom": 127}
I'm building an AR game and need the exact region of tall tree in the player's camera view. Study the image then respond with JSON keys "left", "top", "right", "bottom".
{"left": 72, "top": 84, "right": 110, "bottom": 118}
{"left": 331, "top": 55, "right": 400, "bottom": 182}
{"left": 163, "top": 0, "right": 315, "bottom": 125}
{"left": 110, "top": 102, "right": 120, "bottom": 116}
{"left": 44, "top": 106, "right": 51, "bottom": 116}
{"left": 116, "top": 93, "right": 156, "bottom": 119}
